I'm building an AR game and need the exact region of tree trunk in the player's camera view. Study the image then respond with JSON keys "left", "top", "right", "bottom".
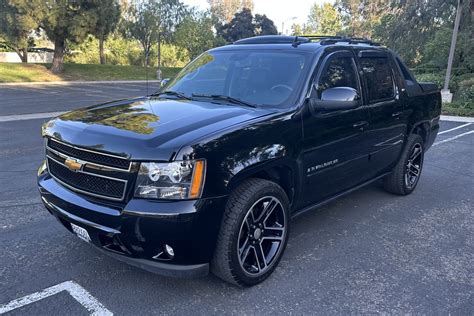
{"left": 51, "top": 38, "right": 65, "bottom": 74}
{"left": 99, "top": 35, "right": 105, "bottom": 64}
{"left": 14, "top": 47, "right": 28, "bottom": 63}
{"left": 21, "top": 47, "right": 28, "bottom": 63}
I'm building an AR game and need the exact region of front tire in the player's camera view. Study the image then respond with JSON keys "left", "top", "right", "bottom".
{"left": 384, "top": 134, "right": 424, "bottom": 195}
{"left": 211, "top": 178, "right": 290, "bottom": 286}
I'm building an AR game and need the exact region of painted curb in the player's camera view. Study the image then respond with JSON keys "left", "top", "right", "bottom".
{"left": 440, "top": 115, "right": 474, "bottom": 123}
{"left": 0, "top": 80, "right": 160, "bottom": 86}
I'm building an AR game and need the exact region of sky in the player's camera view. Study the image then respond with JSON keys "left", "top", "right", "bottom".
{"left": 181, "top": 0, "right": 335, "bottom": 35}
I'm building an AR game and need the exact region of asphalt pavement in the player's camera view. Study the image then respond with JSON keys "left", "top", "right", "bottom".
{"left": 0, "top": 83, "right": 473, "bottom": 315}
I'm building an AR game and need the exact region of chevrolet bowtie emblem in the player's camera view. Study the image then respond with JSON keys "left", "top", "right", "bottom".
{"left": 64, "top": 158, "right": 84, "bottom": 172}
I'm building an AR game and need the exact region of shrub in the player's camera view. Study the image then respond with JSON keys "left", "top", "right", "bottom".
{"left": 415, "top": 73, "right": 444, "bottom": 89}
{"left": 65, "top": 34, "right": 190, "bottom": 67}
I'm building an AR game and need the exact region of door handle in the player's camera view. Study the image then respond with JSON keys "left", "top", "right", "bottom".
{"left": 392, "top": 111, "right": 403, "bottom": 119}
{"left": 353, "top": 121, "right": 369, "bottom": 130}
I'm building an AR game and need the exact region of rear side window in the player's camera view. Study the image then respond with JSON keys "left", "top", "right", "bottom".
{"left": 317, "top": 56, "right": 359, "bottom": 96}
{"left": 360, "top": 57, "right": 395, "bottom": 102}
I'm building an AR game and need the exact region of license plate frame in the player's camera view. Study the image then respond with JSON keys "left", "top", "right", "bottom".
{"left": 71, "top": 223, "right": 91, "bottom": 243}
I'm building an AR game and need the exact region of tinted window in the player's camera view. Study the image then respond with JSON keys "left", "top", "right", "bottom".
{"left": 396, "top": 57, "right": 413, "bottom": 81}
{"left": 165, "top": 51, "right": 310, "bottom": 107}
{"left": 360, "top": 57, "right": 395, "bottom": 102}
{"left": 317, "top": 56, "right": 358, "bottom": 97}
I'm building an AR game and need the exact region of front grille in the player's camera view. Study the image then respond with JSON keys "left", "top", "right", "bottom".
{"left": 47, "top": 157, "right": 126, "bottom": 200}
{"left": 48, "top": 138, "right": 130, "bottom": 170}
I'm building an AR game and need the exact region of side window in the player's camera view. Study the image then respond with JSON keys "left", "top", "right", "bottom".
{"left": 360, "top": 57, "right": 395, "bottom": 102}
{"left": 317, "top": 56, "right": 359, "bottom": 98}
{"left": 395, "top": 57, "right": 417, "bottom": 88}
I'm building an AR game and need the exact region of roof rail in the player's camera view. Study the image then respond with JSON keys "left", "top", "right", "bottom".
{"left": 234, "top": 35, "right": 309, "bottom": 45}
{"left": 233, "top": 35, "right": 380, "bottom": 47}
{"left": 301, "top": 35, "right": 380, "bottom": 46}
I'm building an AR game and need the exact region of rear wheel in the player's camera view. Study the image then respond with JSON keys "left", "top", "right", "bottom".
{"left": 211, "top": 178, "right": 290, "bottom": 286}
{"left": 384, "top": 134, "right": 424, "bottom": 195}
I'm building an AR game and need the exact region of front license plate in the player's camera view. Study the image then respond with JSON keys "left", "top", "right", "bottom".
{"left": 71, "top": 223, "right": 91, "bottom": 243}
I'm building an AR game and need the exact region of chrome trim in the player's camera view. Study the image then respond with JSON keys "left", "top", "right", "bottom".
{"left": 47, "top": 155, "right": 127, "bottom": 184}
{"left": 46, "top": 145, "right": 132, "bottom": 173}
{"left": 46, "top": 156, "right": 127, "bottom": 201}
{"left": 48, "top": 137, "right": 131, "bottom": 171}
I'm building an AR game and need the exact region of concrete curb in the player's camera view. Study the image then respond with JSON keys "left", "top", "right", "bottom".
{"left": 440, "top": 115, "right": 474, "bottom": 123}
{"left": 0, "top": 80, "right": 160, "bottom": 86}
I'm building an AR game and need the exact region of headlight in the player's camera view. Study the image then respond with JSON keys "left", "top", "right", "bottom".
{"left": 134, "top": 160, "right": 206, "bottom": 200}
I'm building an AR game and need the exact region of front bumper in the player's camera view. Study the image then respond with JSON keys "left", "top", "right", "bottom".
{"left": 38, "top": 172, "right": 227, "bottom": 278}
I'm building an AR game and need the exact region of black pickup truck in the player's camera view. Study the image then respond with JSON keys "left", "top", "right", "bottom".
{"left": 38, "top": 35, "right": 441, "bottom": 286}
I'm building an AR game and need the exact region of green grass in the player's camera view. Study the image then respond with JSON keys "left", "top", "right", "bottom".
{"left": 0, "top": 62, "right": 182, "bottom": 83}
{"left": 442, "top": 102, "right": 474, "bottom": 117}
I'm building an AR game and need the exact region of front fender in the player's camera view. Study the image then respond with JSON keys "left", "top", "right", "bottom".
{"left": 175, "top": 111, "right": 303, "bottom": 198}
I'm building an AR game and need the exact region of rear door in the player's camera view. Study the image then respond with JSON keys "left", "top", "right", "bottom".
{"left": 300, "top": 49, "right": 371, "bottom": 207}
{"left": 356, "top": 50, "right": 406, "bottom": 178}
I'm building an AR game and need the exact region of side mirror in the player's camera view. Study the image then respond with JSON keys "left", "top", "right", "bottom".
{"left": 309, "top": 87, "right": 361, "bottom": 112}
{"left": 160, "top": 78, "right": 170, "bottom": 88}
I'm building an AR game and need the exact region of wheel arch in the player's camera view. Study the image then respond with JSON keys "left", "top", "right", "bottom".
{"left": 226, "top": 159, "right": 298, "bottom": 207}
{"left": 409, "top": 121, "right": 430, "bottom": 146}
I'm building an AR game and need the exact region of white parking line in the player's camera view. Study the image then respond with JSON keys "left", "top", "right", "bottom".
{"left": 438, "top": 123, "right": 472, "bottom": 135}
{"left": 433, "top": 130, "right": 474, "bottom": 147}
{"left": 0, "top": 280, "right": 113, "bottom": 315}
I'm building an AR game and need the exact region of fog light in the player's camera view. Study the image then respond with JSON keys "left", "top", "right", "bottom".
{"left": 165, "top": 244, "right": 174, "bottom": 258}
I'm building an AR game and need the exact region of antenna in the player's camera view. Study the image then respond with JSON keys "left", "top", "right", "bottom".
{"left": 145, "top": 51, "right": 149, "bottom": 96}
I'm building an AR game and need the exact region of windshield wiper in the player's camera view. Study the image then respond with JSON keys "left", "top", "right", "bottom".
{"left": 151, "top": 90, "right": 191, "bottom": 100}
{"left": 192, "top": 94, "right": 256, "bottom": 108}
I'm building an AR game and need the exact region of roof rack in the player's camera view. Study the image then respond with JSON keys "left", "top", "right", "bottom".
{"left": 234, "top": 35, "right": 309, "bottom": 45}
{"left": 301, "top": 35, "right": 380, "bottom": 46}
{"left": 233, "top": 35, "right": 380, "bottom": 47}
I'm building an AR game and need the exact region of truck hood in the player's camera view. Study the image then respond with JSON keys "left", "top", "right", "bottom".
{"left": 43, "top": 97, "right": 275, "bottom": 161}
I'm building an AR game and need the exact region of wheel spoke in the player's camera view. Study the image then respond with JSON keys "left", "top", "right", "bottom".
{"left": 262, "top": 225, "right": 284, "bottom": 241}
{"left": 253, "top": 243, "right": 267, "bottom": 271}
{"left": 239, "top": 239, "right": 251, "bottom": 263}
{"left": 410, "top": 145, "right": 422, "bottom": 160}
{"left": 257, "top": 198, "right": 278, "bottom": 224}
{"left": 408, "top": 164, "right": 419, "bottom": 175}
{"left": 245, "top": 210, "right": 255, "bottom": 229}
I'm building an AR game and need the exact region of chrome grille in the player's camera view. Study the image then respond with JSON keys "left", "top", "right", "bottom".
{"left": 48, "top": 138, "right": 130, "bottom": 170}
{"left": 45, "top": 138, "right": 131, "bottom": 201}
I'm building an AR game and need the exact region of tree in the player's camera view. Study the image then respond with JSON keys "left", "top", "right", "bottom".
{"left": 91, "top": 0, "right": 120, "bottom": 64}
{"left": 41, "top": 0, "right": 99, "bottom": 73}
{"left": 124, "top": 1, "right": 159, "bottom": 67}
{"left": 125, "top": 0, "right": 185, "bottom": 67}
{"left": 0, "top": 0, "right": 43, "bottom": 63}
{"left": 254, "top": 14, "right": 278, "bottom": 35}
{"left": 335, "top": 0, "right": 389, "bottom": 37}
{"left": 291, "top": 23, "right": 303, "bottom": 36}
{"left": 175, "top": 11, "right": 216, "bottom": 60}
{"left": 217, "top": 8, "right": 255, "bottom": 42}
{"left": 217, "top": 8, "right": 278, "bottom": 42}
{"left": 373, "top": 0, "right": 464, "bottom": 66}
{"left": 208, "top": 0, "right": 254, "bottom": 24}
{"left": 307, "top": 3, "right": 342, "bottom": 35}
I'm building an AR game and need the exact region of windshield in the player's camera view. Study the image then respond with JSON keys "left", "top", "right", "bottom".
{"left": 163, "top": 50, "right": 311, "bottom": 108}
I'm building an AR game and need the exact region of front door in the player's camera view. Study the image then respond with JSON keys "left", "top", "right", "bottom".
{"left": 300, "top": 50, "right": 371, "bottom": 207}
